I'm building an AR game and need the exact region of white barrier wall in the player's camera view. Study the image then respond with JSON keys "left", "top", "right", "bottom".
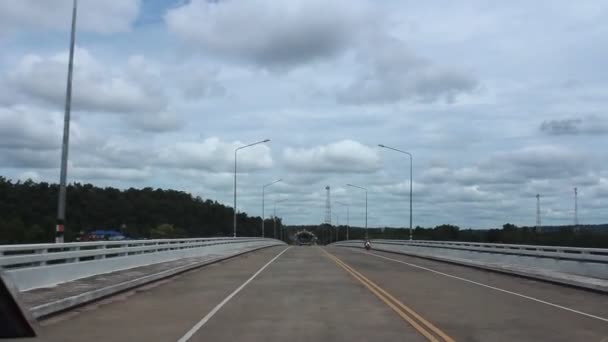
{"left": 333, "top": 239, "right": 608, "bottom": 291}
{"left": 371, "top": 239, "right": 608, "bottom": 263}
{"left": 0, "top": 238, "right": 284, "bottom": 291}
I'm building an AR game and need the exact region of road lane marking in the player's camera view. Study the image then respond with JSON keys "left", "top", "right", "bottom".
{"left": 326, "top": 252, "right": 438, "bottom": 342}
{"left": 357, "top": 249, "right": 608, "bottom": 324}
{"left": 177, "top": 247, "right": 291, "bottom": 342}
{"left": 322, "top": 248, "right": 455, "bottom": 342}
{"left": 325, "top": 252, "right": 445, "bottom": 342}
{"left": 327, "top": 251, "right": 455, "bottom": 342}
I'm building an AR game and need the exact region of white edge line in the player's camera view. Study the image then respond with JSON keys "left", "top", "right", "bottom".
{"left": 177, "top": 246, "right": 291, "bottom": 342}
{"left": 352, "top": 248, "right": 608, "bottom": 323}
{"left": 31, "top": 244, "right": 281, "bottom": 313}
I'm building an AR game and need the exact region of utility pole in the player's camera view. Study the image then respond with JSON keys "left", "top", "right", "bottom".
{"left": 56, "top": 0, "right": 78, "bottom": 244}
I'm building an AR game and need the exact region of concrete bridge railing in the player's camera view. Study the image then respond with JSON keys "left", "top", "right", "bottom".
{"left": 332, "top": 239, "right": 608, "bottom": 293}
{"left": 369, "top": 239, "right": 608, "bottom": 263}
{"left": 0, "top": 237, "right": 284, "bottom": 291}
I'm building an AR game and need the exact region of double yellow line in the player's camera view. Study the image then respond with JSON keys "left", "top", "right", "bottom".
{"left": 322, "top": 249, "right": 455, "bottom": 342}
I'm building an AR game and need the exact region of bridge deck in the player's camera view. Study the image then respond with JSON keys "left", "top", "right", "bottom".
{"left": 17, "top": 246, "right": 608, "bottom": 341}
{"left": 22, "top": 255, "right": 220, "bottom": 309}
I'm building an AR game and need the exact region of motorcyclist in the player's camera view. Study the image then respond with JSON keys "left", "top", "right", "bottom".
{"left": 364, "top": 240, "right": 371, "bottom": 250}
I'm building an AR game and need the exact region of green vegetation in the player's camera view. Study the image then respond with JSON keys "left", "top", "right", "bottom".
{"left": 0, "top": 177, "right": 281, "bottom": 244}
{"left": 1, "top": 177, "right": 606, "bottom": 247}
{"left": 284, "top": 223, "right": 608, "bottom": 248}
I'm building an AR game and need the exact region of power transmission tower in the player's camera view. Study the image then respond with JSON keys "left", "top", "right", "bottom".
{"left": 536, "top": 194, "right": 541, "bottom": 232}
{"left": 574, "top": 187, "right": 579, "bottom": 230}
{"left": 324, "top": 186, "right": 331, "bottom": 225}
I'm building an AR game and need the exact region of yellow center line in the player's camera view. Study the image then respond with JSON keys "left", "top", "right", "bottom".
{"left": 321, "top": 248, "right": 456, "bottom": 342}
{"left": 323, "top": 250, "right": 439, "bottom": 342}
{"left": 335, "top": 257, "right": 456, "bottom": 342}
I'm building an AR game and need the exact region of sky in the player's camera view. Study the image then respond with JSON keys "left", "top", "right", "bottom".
{"left": 1, "top": 0, "right": 607, "bottom": 229}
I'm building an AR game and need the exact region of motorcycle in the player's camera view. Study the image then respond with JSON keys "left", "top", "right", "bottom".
{"left": 364, "top": 240, "right": 371, "bottom": 250}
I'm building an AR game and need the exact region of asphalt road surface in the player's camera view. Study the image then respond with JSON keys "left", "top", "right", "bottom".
{"left": 21, "top": 246, "right": 608, "bottom": 342}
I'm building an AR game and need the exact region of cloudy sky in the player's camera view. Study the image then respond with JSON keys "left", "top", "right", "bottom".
{"left": 1, "top": 0, "right": 607, "bottom": 229}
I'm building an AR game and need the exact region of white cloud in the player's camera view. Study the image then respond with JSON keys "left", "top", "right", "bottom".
{"left": 1, "top": 1, "right": 607, "bottom": 228}
{"left": 0, "top": 148, "right": 58, "bottom": 169}
{"left": 157, "top": 137, "right": 273, "bottom": 172}
{"left": 0, "top": 104, "right": 87, "bottom": 169}
{"left": 177, "top": 68, "right": 226, "bottom": 100}
{"left": 540, "top": 116, "right": 608, "bottom": 136}
{"left": 0, "top": 105, "right": 62, "bottom": 150}
{"left": 128, "top": 110, "right": 184, "bottom": 133}
{"left": 0, "top": 0, "right": 140, "bottom": 34}
{"left": 338, "top": 36, "right": 477, "bottom": 104}
{"left": 485, "top": 145, "right": 587, "bottom": 180}
{"left": 165, "top": 0, "right": 372, "bottom": 69}
{"left": 7, "top": 49, "right": 181, "bottom": 132}
{"left": 284, "top": 140, "right": 380, "bottom": 173}
{"left": 71, "top": 167, "right": 151, "bottom": 181}
{"left": 9, "top": 49, "right": 167, "bottom": 113}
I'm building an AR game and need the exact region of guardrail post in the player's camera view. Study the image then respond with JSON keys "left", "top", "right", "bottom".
{"left": 66, "top": 246, "right": 79, "bottom": 264}
{"left": 94, "top": 244, "right": 106, "bottom": 260}
{"left": 34, "top": 247, "right": 48, "bottom": 266}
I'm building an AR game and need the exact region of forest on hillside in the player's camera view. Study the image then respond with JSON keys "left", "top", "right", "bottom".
{"left": 1, "top": 177, "right": 607, "bottom": 247}
{"left": 0, "top": 177, "right": 281, "bottom": 244}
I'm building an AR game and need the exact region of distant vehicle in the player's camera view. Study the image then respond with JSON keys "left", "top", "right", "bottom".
{"left": 81, "top": 230, "right": 126, "bottom": 241}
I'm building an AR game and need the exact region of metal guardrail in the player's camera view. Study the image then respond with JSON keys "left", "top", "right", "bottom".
{"left": 332, "top": 239, "right": 608, "bottom": 292}
{"left": 0, "top": 237, "right": 284, "bottom": 291}
{"left": 0, "top": 237, "right": 269, "bottom": 269}
{"left": 337, "top": 239, "right": 608, "bottom": 263}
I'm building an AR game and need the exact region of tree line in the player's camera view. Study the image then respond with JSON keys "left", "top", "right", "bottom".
{"left": 283, "top": 223, "right": 608, "bottom": 248}
{"left": 0, "top": 177, "right": 282, "bottom": 244}
{"left": 1, "top": 177, "right": 606, "bottom": 247}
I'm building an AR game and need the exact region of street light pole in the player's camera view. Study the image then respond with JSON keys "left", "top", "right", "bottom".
{"left": 274, "top": 198, "right": 288, "bottom": 240}
{"left": 379, "top": 144, "right": 413, "bottom": 241}
{"left": 234, "top": 139, "right": 270, "bottom": 238}
{"left": 262, "top": 179, "right": 282, "bottom": 238}
{"left": 346, "top": 206, "right": 349, "bottom": 239}
{"left": 347, "top": 184, "right": 368, "bottom": 240}
{"left": 56, "top": 0, "right": 78, "bottom": 244}
{"left": 336, "top": 201, "right": 349, "bottom": 241}
{"left": 336, "top": 214, "right": 339, "bottom": 241}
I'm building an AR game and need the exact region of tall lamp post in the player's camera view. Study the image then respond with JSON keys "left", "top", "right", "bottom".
{"left": 56, "top": 0, "right": 78, "bottom": 244}
{"left": 335, "top": 214, "right": 339, "bottom": 241}
{"left": 274, "top": 198, "right": 288, "bottom": 240}
{"left": 234, "top": 139, "right": 270, "bottom": 238}
{"left": 262, "top": 179, "right": 282, "bottom": 238}
{"left": 346, "top": 184, "right": 368, "bottom": 239}
{"left": 378, "top": 144, "right": 413, "bottom": 241}
{"left": 335, "top": 201, "right": 349, "bottom": 240}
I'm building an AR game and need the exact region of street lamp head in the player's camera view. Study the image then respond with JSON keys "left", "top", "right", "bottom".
{"left": 378, "top": 144, "right": 385, "bottom": 148}
{"left": 263, "top": 139, "right": 271, "bottom": 143}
